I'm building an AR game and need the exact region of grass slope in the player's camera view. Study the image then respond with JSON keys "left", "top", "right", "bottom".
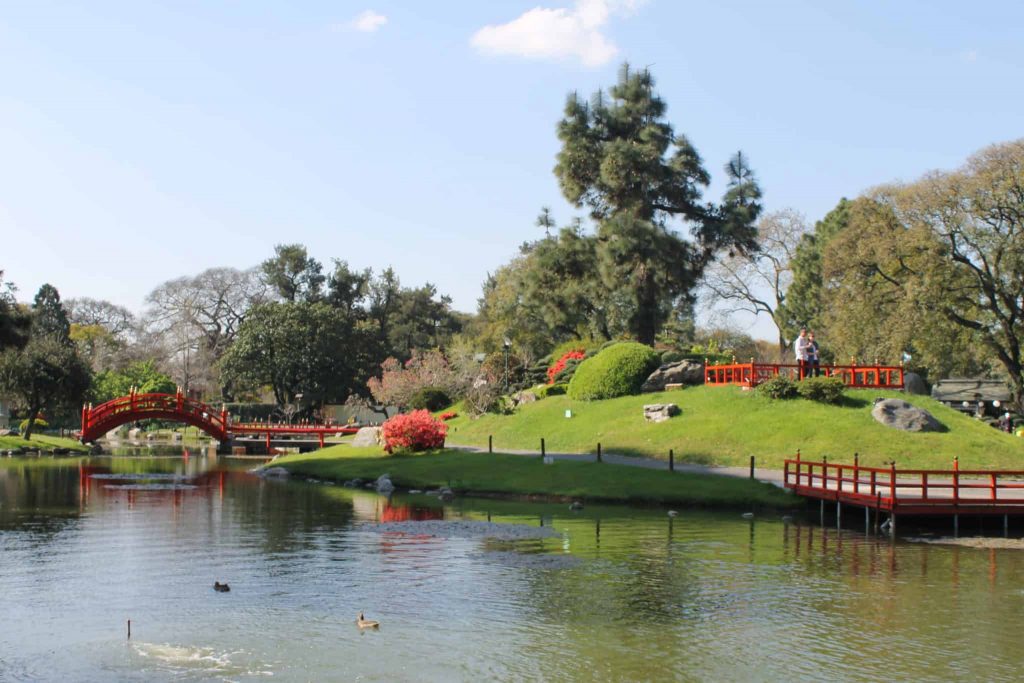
{"left": 270, "top": 446, "right": 795, "bottom": 508}
{"left": 443, "top": 386, "right": 1023, "bottom": 469}
{"left": 0, "top": 433, "right": 89, "bottom": 452}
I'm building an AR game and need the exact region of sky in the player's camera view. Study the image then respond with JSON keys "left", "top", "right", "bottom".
{"left": 1, "top": 0, "right": 1021, "bottom": 341}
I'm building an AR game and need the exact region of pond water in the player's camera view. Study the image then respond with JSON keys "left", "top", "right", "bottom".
{"left": 2, "top": 451, "right": 1023, "bottom": 682}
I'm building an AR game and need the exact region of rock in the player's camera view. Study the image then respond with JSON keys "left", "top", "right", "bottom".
{"left": 642, "top": 360, "right": 704, "bottom": 392}
{"left": 512, "top": 390, "right": 537, "bottom": 406}
{"left": 375, "top": 473, "right": 395, "bottom": 494}
{"left": 408, "top": 489, "right": 423, "bottom": 494}
{"left": 343, "top": 478, "right": 363, "bottom": 488}
{"left": 871, "top": 398, "right": 943, "bottom": 432}
{"left": 351, "top": 426, "right": 382, "bottom": 448}
{"left": 903, "top": 372, "right": 928, "bottom": 395}
{"left": 643, "top": 403, "right": 681, "bottom": 423}
{"left": 259, "top": 466, "right": 290, "bottom": 478}
{"left": 439, "top": 487, "right": 455, "bottom": 502}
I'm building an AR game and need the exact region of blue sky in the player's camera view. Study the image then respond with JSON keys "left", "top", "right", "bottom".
{"left": 1, "top": 0, "right": 1021, "bottom": 340}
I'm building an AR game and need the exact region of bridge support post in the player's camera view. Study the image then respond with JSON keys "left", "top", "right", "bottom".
{"left": 954, "top": 514, "right": 959, "bottom": 538}
{"left": 1005, "top": 514, "right": 1010, "bottom": 538}
{"left": 836, "top": 501, "right": 841, "bottom": 529}
{"left": 820, "top": 499, "right": 824, "bottom": 526}
{"left": 865, "top": 506, "right": 870, "bottom": 535}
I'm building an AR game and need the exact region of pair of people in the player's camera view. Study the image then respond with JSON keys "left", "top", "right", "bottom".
{"left": 794, "top": 328, "right": 820, "bottom": 379}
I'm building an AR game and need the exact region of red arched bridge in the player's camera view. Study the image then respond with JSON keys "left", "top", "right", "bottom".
{"left": 80, "top": 389, "right": 360, "bottom": 446}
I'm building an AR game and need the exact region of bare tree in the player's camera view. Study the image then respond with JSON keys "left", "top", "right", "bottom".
{"left": 701, "top": 209, "right": 809, "bottom": 355}
{"left": 144, "top": 267, "right": 267, "bottom": 395}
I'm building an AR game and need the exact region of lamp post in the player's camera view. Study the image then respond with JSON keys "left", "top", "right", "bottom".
{"left": 503, "top": 338, "right": 512, "bottom": 393}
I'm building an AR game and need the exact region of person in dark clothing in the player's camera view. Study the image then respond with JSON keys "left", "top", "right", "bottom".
{"left": 806, "top": 332, "right": 821, "bottom": 378}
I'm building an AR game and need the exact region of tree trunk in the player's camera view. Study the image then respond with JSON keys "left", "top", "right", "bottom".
{"left": 21, "top": 403, "right": 41, "bottom": 440}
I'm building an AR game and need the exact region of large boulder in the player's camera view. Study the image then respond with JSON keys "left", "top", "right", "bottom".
{"left": 903, "top": 372, "right": 928, "bottom": 395}
{"left": 644, "top": 403, "right": 681, "bottom": 423}
{"left": 351, "top": 426, "right": 382, "bottom": 448}
{"left": 642, "top": 360, "right": 704, "bottom": 393}
{"left": 871, "top": 399, "right": 942, "bottom": 432}
{"left": 375, "top": 473, "right": 395, "bottom": 494}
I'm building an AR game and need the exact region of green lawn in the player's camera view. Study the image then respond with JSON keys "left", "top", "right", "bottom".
{"left": 0, "top": 433, "right": 89, "bottom": 452}
{"left": 441, "top": 386, "right": 1024, "bottom": 469}
{"left": 270, "top": 446, "right": 796, "bottom": 509}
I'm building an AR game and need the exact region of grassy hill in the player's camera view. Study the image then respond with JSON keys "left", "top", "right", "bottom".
{"left": 269, "top": 446, "right": 796, "bottom": 508}
{"left": 442, "top": 386, "right": 1023, "bottom": 469}
{"left": 0, "top": 433, "right": 88, "bottom": 453}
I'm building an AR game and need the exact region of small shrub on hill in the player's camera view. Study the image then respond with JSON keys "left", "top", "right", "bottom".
{"left": 755, "top": 376, "right": 797, "bottom": 400}
{"left": 797, "top": 376, "right": 846, "bottom": 404}
{"left": 19, "top": 417, "right": 48, "bottom": 432}
{"left": 535, "top": 383, "right": 567, "bottom": 399}
{"left": 408, "top": 387, "right": 451, "bottom": 412}
{"left": 381, "top": 410, "right": 447, "bottom": 453}
{"left": 547, "top": 348, "right": 586, "bottom": 384}
{"left": 568, "top": 342, "right": 660, "bottom": 401}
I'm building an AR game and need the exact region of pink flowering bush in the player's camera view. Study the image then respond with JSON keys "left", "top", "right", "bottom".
{"left": 547, "top": 349, "right": 586, "bottom": 384}
{"left": 381, "top": 409, "right": 448, "bottom": 453}
{"left": 367, "top": 350, "right": 460, "bottom": 409}
{"left": 439, "top": 411, "right": 458, "bottom": 420}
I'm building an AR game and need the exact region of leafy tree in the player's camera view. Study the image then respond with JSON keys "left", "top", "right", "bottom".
{"left": 326, "top": 259, "right": 371, "bottom": 316}
{"left": 0, "top": 335, "right": 91, "bottom": 439}
{"left": 91, "top": 360, "right": 176, "bottom": 404}
{"left": 219, "top": 301, "right": 370, "bottom": 408}
{"left": 554, "top": 63, "right": 762, "bottom": 344}
{"left": 0, "top": 271, "right": 29, "bottom": 351}
{"left": 32, "top": 283, "right": 70, "bottom": 341}
{"left": 779, "top": 198, "right": 851, "bottom": 340}
{"left": 824, "top": 140, "right": 1024, "bottom": 405}
{"left": 261, "top": 244, "right": 325, "bottom": 302}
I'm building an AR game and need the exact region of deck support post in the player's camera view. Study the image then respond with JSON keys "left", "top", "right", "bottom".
{"left": 820, "top": 499, "right": 825, "bottom": 526}
{"left": 954, "top": 514, "right": 959, "bottom": 538}
{"left": 865, "top": 506, "right": 870, "bottom": 535}
{"left": 890, "top": 514, "right": 896, "bottom": 538}
{"left": 1005, "top": 514, "right": 1009, "bottom": 538}
{"left": 836, "top": 501, "right": 842, "bottom": 529}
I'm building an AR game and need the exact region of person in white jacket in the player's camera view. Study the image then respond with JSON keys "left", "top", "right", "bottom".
{"left": 794, "top": 328, "right": 810, "bottom": 379}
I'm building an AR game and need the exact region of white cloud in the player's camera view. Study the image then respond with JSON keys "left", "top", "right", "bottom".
{"left": 470, "top": 0, "right": 644, "bottom": 68}
{"left": 345, "top": 9, "right": 388, "bottom": 33}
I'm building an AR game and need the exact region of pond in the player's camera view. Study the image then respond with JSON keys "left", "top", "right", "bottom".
{"left": 1, "top": 450, "right": 1022, "bottom": 681}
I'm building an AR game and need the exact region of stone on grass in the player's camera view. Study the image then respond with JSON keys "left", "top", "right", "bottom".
{"left": 903, "top": 372, "right": 928, "bottom": 396}
{"left": 871, "top": 398, "right": 942, "bottom": 432}
{"left": 642, "top": 360, "right": 704, "bottom": 393}
{"left": 643, "top": 403, "right": 681, "bottom": 423}
{"left": 351, "top": 426, "right": 382, "bottom": 448}
{"left": 513, "top": 390, "right": 537, "bottom": 406}
{"left": 259, "top": 466, "right": 290, "bottom": 478}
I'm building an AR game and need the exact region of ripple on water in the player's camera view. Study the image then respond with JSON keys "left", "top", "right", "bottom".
{"left": 129, "top": 642, "right": 274, "bottom": 680}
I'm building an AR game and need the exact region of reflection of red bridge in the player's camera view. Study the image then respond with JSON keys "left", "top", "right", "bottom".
{"left": 80, "top": 389, "right": 359, "bottom": 446}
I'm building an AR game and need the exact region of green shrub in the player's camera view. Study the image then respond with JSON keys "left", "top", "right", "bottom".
{"left": 19, "top": 417, "right": 49, "bottom": 432}
{"left": 796, "top": 376, "right": 846, "bottom": 404}
{"left": 408, "top": 387, "right": 451, "bottom": 412}
{"left": 549, "top": 339, "right": 598, "bottom": 362}
{"left": 660, "top": 350, "right": 685, "bottom": 364}
{"left": 568, "top": 342, "right": 660, "bottom": 401}
{"left": 551, "top": 356, "right": 584, "bottom": 384}
{"left": 755, "top": 376, "right": 797, "bottom": 400}
{"left": 535, "top": 383, "right": 568, "bottom": 399}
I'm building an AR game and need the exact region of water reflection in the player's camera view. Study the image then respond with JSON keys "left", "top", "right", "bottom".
{"left": 2, "top": 454, "right": 1024, "bottom": 681}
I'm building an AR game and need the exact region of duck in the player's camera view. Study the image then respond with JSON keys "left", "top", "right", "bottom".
{"left": 356, "top": 612, "right": 380, "bottom": 629}
{"left": 213, "top": 581, "right": 231, "bottom": 592}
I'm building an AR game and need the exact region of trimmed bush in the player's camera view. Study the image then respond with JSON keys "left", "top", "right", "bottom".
{"left": 755, "top": 376, "right": 798, "bottom": 400}
{"left": 19, "top": 417, "right": 49, "bottom": 432}
{"left": 408, "top": 387, "right": 451, "bottom": 412}
{"left": 568, "top": 342, "right": 660, "bottom": 401}
{"left": 797, "top": 376, "right": 846, "bottom": 404}
{"left": 547, "top": 348, "right": 587, "bottom": 384}
{"left": 381, "top": 410, "right": 448, "bottom": 453}
{"left": 535, "top": 383, "right": 568, "bottom": 399}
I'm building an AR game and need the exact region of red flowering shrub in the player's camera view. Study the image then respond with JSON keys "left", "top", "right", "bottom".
{"left": 547, "top": 349, "right": 586, "bottom": 384}
{"left": 439, "top": 411, "right": 458, "bottom": 420}
{"left": 381, "top": 410, "right": 448, "bottom": 453}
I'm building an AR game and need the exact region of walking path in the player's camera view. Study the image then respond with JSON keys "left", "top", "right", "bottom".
{"left": 446, "top": 443, "right": 785, "bottom": 487}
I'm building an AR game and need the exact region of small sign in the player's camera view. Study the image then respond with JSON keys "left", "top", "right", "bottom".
{"left": 565, "top": 410, "right": 572, "bottom": 418}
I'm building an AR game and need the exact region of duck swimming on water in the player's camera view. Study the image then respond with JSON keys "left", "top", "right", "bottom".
{"left": 213, "top": 582, "right": 230, "bottom": 592}
{"left": 356, "top": 612, "right": 379, "bottom": 629}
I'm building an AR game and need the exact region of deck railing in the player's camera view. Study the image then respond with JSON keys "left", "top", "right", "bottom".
{"left": 705, "top": 361, "right": 904, "bottom": 389}
{"left": 784, "top": 454, "right": 1024, "bottom": 510}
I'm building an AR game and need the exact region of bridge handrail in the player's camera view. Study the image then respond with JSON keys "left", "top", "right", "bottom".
{"left": 85, "top": 393, "right": 228, "bottom": 429}
{"left": 784, "top": 457, "right": 1024, "bottom": 505}
{"left": 706, "top": 362, "right": 904, "bottom": 389}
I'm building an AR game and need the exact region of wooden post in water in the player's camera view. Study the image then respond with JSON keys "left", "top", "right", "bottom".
{"left": 127, "top": 619, "right": 131, "bottom": 639}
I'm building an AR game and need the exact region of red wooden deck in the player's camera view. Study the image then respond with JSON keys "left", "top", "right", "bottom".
{"left": 784, "top": 455, "right": 1024, "bottom": 516}
{"left": 705, "top": 362, "right": 904, "bottom": 389}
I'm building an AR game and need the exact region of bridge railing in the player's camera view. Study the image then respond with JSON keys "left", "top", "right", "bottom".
{"left": 784, "top": 455, "right": 1024, "bottom": 508}
{"left": 82, "top": 391, "right": 228, "bottom": 436}
{"left": 705, "top": 362, "right": 904, "bottom": 389}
